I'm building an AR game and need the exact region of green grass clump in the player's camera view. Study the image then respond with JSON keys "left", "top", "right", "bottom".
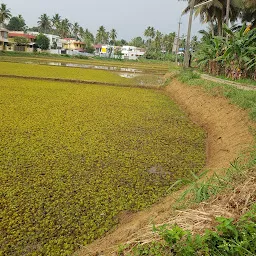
{"left": 0, "top": 78, "right": 205, "bottom": 255}
{"left": 128, "top": 204, "right": 256, "bottom": 256}
{"left": 178, "top": 71, "right": 256, "bottom": 121}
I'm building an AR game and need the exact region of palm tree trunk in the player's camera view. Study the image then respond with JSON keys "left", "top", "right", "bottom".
{"left": 210, "top": 20, "right": 214, "bottom": 37}
{"left": 217, "top": 19, "right": 223, "bottom": 36}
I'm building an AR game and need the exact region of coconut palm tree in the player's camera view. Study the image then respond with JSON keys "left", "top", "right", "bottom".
{"left": 144, "top": 26, "right": 156, "bottom": 48}
{"left": 96, "top": 25, "right": 108, "bottom": 44}
{"left": 38, "top": 14, "right": 51, "bottom": 33}
{"left": 0, "top": 3, "right": 11, "bottom": 26}
{"left": 154, "top": 30, "right": 162, "bottom": 51}
{"left": 84, "top": 28, "right": 94, "bottom": 43}
{"left": 52, "top": 14, "right": 61, "bottom": 30}
{"left": 144, "top": 26, "right": 155, "bottom": 39}
{"left": 183, "top": 0, "right": 241, "bottom": 36}
{"left": 59, "top": 19, "right": 71, "bottom": 38}
{"left": 109, "top": 28, "right": 117, "bottom": 45}
{"left": 78, "top": 27, "right": 84, "bottom": 40}
{"left": 72, "top": 22, "right": 80, "bottom": 40}
{"left": 162, "top": 32, "right": 175, "bottom": 53}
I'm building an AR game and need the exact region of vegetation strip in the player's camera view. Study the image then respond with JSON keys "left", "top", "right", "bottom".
{"left": 0, "top": 74, "right": 134, "bottom": 88}
{"left": 200, "top": 73, "right": 256, "bottom": 91}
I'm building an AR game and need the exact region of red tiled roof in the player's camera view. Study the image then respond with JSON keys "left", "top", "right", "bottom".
{"left": 9, "top": 33, "right": 35, "bottom": 39}
{"left": 94, "top": 44, "right": 102, "bottom": 48}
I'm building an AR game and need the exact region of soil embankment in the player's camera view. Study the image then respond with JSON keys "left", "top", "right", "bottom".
{"left": 77, "top": 79, "right": 254, "bottom": 256}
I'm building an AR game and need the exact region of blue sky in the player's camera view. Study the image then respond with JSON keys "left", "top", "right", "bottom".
{"left": 6, "top": 0, "right": 206, "bottom": 40}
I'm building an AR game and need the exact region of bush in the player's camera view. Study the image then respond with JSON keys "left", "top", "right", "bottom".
{"left": 35, "top": 33, "right": 50, "bottom": 50}
{"left": 129, "top": 204, "right": 256, "bottom": 255}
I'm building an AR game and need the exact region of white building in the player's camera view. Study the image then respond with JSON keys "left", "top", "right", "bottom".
{"left": 27, "top": 32, "right": 62, "bottom": 49}
{"left": 121, "top": 45, "right": 145, "bottom": 60}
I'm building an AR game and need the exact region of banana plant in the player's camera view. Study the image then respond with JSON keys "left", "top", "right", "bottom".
{"left": 221, "top": 24, "right": 256, "bottom": 78}
{"left": 195, "top": 30, "right": 225, "bottom": 75}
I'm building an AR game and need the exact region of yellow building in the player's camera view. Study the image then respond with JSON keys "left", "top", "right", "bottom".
{"left": 7, "top": 32, "right": 36, "bottom": 52}
{"left": 0, "top": 27, "right": 9, "bottom": 51}
{"left": 61, "top": 38, "right": 85, "bottom": 51}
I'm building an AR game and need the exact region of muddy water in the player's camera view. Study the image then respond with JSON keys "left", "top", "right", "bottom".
{"left": 24, "top": 61, "right": 142, "bottom": 74}
{"left": 22, "top": 61, "right": 144, "bottom": 78}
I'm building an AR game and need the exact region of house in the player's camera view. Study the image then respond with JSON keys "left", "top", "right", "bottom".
{"left": 121, "top": 45, "right": 145, "bottom": 60}
{"left": 61, "top": 38, "right": 85, "bottom": 51}
{"left": 100, "top": 45, "right": 113, "bottom": 57}
{"left": 94, "top": 44, "right": 102, "bottom": 55}
{"left": 0, "top": 27, "right": 9, "bottom": 51}
{"left": 27, "top": 32, "right": 62, "bottom": 49}
{"left": 8, "top": 31, "right": 36, "bottom": 52}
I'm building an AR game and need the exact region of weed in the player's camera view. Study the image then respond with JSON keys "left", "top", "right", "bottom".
{"left": 133, "top": 204, "right": 256, "bottom": 255}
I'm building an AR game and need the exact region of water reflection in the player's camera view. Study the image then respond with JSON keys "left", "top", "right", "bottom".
{"left": 24, "top": 61, "right": 142, "bottom": 74}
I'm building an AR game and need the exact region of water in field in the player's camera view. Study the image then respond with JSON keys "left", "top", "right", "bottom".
{"left": 24, "top": 61, "right": 143, "bottom": 73}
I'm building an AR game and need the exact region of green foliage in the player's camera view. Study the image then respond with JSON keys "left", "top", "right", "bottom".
{"left": 177, "top": 170, "right": 224, "bottom": 203}
{"left": 144, "top": 50, "right": 176, "bottom": 61}
{"left": 195, "top": 25, "right": 256, "bottom": 80}
{"left": 84, "top": 44, "right": 95, "bottom": 54}
{"left": 129, "top": 37, "right": 145, "bottom": 48}
{"left": 177, "top": 71, "right": 256, "bottom": 121}
{"left": 132, "top": 204, "right": 256, "bottom": 255}
{"left": 35, "top": 33, "right": 50, "bottom": 50}
{"left": 0, "top": 76, "right": 205, "bottom": 255}
{"left": 178, "top": 70, "right": 200, "bottom": 83}
{"left": 13, "top": 36, "right": 29, "bottom": 45}
{"left": 114, "top": 49, "right": 123, "bottom": 60}
{"left": 7, "top": 16, "right": 26, "bottom": 31}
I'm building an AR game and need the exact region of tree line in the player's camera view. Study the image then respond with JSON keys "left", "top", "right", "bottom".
{"left": 0, "top": 1, "right": 255, "bottom": 62}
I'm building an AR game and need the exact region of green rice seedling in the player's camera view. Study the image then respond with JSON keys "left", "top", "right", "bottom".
{"left": 0, "top": 77, "right": 205, "bottom": 255}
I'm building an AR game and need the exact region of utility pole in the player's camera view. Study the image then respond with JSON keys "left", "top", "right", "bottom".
{"left": 184, "top": 0, "right": 195, "bottom": 68}
{"left": 175, "top": 17, "right": 182, "bottom": 64}
{"left": 226, "top": 0, "right": 231, "bottom": 42}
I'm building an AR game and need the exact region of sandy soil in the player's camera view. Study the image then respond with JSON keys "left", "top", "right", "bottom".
{"left": 77, "top": 79, "right": 254, "bottom": 256}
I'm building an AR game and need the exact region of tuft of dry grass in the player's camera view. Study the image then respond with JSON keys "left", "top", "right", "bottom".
{"left": 120, "top": 167, "right": 256, "bottom": 253}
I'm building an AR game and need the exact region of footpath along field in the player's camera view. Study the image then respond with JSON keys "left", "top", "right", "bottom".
{"left": 0, "top": 62, "right": 205, "bottom": 255}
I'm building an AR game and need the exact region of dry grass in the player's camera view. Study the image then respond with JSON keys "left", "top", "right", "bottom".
{"left": 118, "top": 167, "right": 256, "bottom": 253}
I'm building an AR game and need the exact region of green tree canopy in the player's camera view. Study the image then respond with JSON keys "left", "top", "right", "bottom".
{"left": 7, "top": 16, "right": 26, "bottom": 31}
{"left": 35, "top": 33, "right": 50, "bottom": 50}
{"left": 13, "top": 36, "right": 29, "bottom": 45}
{"left": 129, "top": 37, "right": 145, "bottom": 47}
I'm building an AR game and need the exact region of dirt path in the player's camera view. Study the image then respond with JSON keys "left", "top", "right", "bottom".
{"left": 200, "top": 73, "right": 256, "bottom": 91}
{"left": 77, "top": 79, "right": 254, "bottom": 256}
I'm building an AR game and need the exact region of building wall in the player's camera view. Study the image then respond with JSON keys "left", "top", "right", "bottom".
{"left": 0, "top": 42, "right": 4, "bottom": 50}
{"left": 62, "top": 42, "right": 83, "bottom": 50}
